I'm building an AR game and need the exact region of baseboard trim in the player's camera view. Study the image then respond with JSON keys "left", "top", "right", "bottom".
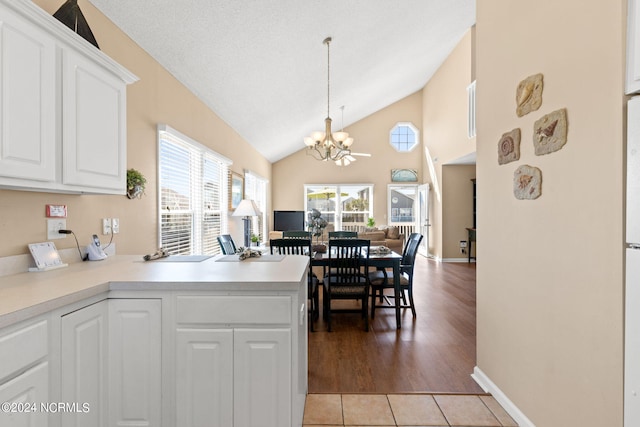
{"left": 471, "top": 366, "right": 536, "bottom": 427}
{"left": 441, "top": 257, "right": 475, "bottom": 263}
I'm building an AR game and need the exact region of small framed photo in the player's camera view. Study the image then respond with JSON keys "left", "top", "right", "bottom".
{"left": 229, "top": 171, "right": 244, "bottom": 210}
{"left": 391, "top": 169, "right": 418, "bottom": 182}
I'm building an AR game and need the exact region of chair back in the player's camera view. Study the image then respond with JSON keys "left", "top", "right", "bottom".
{"left": 401, "top": 233, "right": 423, "bottom": 274}
{"left": 282, "top": 230, "right": 312, "bottom": 239}
{"left": 327, "top": 238, "right": 370, "bottom": 282}
{"left": 328, "top": 231, "right": 357, "bottom": 239}
{"left": 217, "top": 234, "right": 237, "bottom": 255}
{"left": 269, "top": 238, "right": 312, "bottom": 256}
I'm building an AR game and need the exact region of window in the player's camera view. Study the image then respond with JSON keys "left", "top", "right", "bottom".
{"left": 244, "top": 170, "right": 268, "bottom": 244}
{"left": 158, "top": 125, "right": 231, "bottom": 255}
{"left": 390, "top": 122, "right": 420, "bottom": 152}
{"left": 304, "top": 184, "right": 373, "bottom": 231}
{"left": 467, "top": 80, "right": 476, "bottom": 138}
{"left": 388, "top": 185, "right": 417, "bottom": 224}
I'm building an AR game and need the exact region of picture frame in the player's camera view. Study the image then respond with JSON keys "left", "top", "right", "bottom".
{"left": 391, "top": 169, "right": 418, "bottom": 182}
{"left": 229, "top": 171, "right": 244, "bottom": 211}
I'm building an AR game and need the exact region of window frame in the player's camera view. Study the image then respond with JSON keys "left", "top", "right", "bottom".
{"left": 389, "top": 122, "right": 420, "bottom": 152}
{"left": 304, "top": 184, "right": 374, "bottom": 232}
{"left": 157, "top": 124, "right": 231, "bottom": 255}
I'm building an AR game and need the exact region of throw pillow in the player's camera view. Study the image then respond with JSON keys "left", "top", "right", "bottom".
{"left": 387, "top": 226, "right": 400, "bottom": 239}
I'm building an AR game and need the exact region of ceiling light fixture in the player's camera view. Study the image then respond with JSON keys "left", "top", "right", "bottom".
{"left": 304, "top": 37, "right": 353, "bottom": 162}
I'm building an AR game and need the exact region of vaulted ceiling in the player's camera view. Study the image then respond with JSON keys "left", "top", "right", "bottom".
{"left": 89, "top": 0, "right": 476, "bottom": 162}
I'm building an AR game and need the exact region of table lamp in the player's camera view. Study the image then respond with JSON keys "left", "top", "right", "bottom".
{"left": 232, "top": 199, "right": 260, "bottom": 247}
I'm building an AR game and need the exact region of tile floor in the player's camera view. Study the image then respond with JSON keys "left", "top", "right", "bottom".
{"left": 303, "top": 393, "right": 518, "bottom": 427}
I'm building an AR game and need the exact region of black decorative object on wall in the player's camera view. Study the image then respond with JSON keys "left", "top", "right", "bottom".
{"left": 53, "top": 0, "right": 99, "bottom": 49}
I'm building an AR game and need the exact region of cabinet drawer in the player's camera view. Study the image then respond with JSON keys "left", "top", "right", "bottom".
{"left": 176, "top": 296, "right": 292, "bottom": 325}
{"left": 0, "top": 320, "right": 48, "bottom": 380}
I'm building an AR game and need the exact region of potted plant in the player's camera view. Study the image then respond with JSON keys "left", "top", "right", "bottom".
{"left": 308, "top": 209, "right": 328, "bottom": 253}
{"left": 366, "top": 217, "right": 376, "bottom": 229}
{"left": 126, "top": 168, "right": 147, "bottom": 199}
{"left": 250, "top": 234, "right": 260, "bottom": 246}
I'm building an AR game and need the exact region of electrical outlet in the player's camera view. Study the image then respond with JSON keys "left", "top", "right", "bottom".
{"left": 47, "top": 219, "right": 67, "bottom": 240}
{"left": 102, "top": 218, "right": 112, "bottom": 235}
{"left": 112, "top": 218, "right": 120, "bottom": 234}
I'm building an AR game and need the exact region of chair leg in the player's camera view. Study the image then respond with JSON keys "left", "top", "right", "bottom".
{"left": 407, "top": 286, "right": 416, "bottom": 318}
{"left": 363, "top": 295, "right": 369, "bottom": 332}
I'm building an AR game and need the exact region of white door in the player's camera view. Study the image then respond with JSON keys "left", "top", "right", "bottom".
{"left": 0, "top": 362, "right": 49, "bottom": 427}
{"left": 61, "top": 300, "right": 108, "bottom": 427}
{"left": 108, "top": 299, "right": 161, "bottom": 427}
{"left": 176, "top": 328, "right": 233, "bottom": 427}
{"left": 234, "top": 329, "right": 291, "bottom": 427}
{"left": 417, "top": 184, "right": 430, "bottom": 256}
{"left": 626, "top": 248, "right": 640, "bottom": 427}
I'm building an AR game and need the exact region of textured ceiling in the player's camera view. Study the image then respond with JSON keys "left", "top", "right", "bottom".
{"left": 88, "top": 0, "right": 476, "bottom": 162}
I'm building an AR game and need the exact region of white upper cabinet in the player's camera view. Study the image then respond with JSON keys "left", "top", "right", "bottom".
{"left": 0, "top": 4, "right": 56, "bottom": 182}
{"left": 0, "top": 0, "right": 138, "bottom": 194}
{"left": 628, "top": 0, "right": 640, "bottom": 94}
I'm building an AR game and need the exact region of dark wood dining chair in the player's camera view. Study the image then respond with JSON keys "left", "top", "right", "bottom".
{"left": 369, "top": 233, "right": 423, "bottom": 318}
{"left": 217, "top": 234, "right": 237, "bottom": 255}
{"left": 323, "top": 238, "right": 371, "bottom": 332}
{"left": 328, "top": 231, "right": 357, "bottom": 239}
{"left": 270, "top": 238, "right": 318, "bottom": 331}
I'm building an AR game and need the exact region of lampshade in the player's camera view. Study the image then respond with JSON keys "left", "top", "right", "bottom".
{"left": 232, "top": 199, "right": 260, "bottom": 217}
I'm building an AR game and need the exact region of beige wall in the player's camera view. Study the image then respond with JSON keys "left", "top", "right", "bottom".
{"left": 422, "top": 29, "right": 476, "bottom": 259}
{"left": 442, "top": 165, "right": 475, "bottom": 259}
{"left": 272, "top": 91, "right": 423, "bottom": 226}
{"left": 476, "top": 1, "right": 624, "bottom": 426}
{"left": 0, "top": 0, "right": 270, "bottom": 257}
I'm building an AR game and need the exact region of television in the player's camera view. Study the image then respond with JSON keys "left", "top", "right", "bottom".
{"left": 273, "top": 210, "right": 305, "bottom": 232}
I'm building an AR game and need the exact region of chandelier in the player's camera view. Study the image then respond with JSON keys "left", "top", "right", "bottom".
{"left": 304, "top": 37, "right": 354, "bottom": 162}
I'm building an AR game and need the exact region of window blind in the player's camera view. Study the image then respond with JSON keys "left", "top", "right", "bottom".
{"left": 158, "top": 125, "right": 231, "bottom": 255}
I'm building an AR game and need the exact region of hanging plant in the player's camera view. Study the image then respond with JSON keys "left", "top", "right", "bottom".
{"left": 126, "top": 168, "right": 147, "bottom": 199}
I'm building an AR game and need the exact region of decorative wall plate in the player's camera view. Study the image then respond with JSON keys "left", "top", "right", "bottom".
{"left": 516, "top": 73, "right": 543, "bottom": 117}
{"left": 498, "top": 128, "right": 521, "bottom": 165}
{"left": 533, "top": 108, "right": 568, "bottom": 156}
{"left": 513, "top": 165, "right": 542, "bottom": 200}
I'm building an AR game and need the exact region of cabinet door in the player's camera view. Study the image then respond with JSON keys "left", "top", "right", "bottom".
{"left": 61, "top": 48, "right": 126, "bottom": 193}
{"left": 108, "top": 299, "right": 161, "bottom": 427}
{"left": 0, "top": 362, "right": 49, "bottom": 427}
{"left": 0, "top": 4, "right": 56, "bottom": 182}
{"left": 176, "top": 329, "right": 233, "bottom": 427}
{"left": 234, "top": 329, "right": 291, "bottom": 427}
{"left": 61, "top": 300, "right": 108, "bottom": 427}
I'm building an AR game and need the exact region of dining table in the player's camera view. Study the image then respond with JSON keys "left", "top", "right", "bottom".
{"left": 311, "top": 248, "right": 404, "bottom": 329}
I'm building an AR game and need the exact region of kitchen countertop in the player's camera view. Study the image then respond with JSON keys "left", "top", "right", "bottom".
{"left": 0, "top": 254, "right": 309, "bottom": 329}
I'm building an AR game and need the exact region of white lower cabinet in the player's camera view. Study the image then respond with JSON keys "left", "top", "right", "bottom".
{"left": 60, "top": 300, "right": 108, "bottom": 427}
{"left": 59, "top": 298, "right": 161, "bottom": 427}
{"left": 174, "top": 293, "right": 304, "bottom": 427}
{"left": 0, "top": 362, "right": 49, "bottom": 427}
{"left": 108, "top": 299, "right": 162, "bottom": 427}
{"left": 176, "top": 329, "right": 233, "bottom": 427}
{"left": 175, "top": 327, "right": 292, "bottom": 427}
{"left": 234, "top": 328, "right": 291, "bottom": 427}
{"left": 0, "top": 319, "right": 49, "bottom": 427}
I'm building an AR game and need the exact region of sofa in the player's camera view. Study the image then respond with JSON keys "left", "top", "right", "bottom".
{"left": 357, "top": 226, "right": 405, "bottom": 253}
{"left": 269, "top": 225, "right": 405, "bottom": 253}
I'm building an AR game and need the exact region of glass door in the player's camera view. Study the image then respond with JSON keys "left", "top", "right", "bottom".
{"left": 417, "top": 184, "right": 430, "bottom": 257}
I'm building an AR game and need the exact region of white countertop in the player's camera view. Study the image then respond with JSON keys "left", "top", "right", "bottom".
{"left": 0, "top": 254, "right": 309, "bottom": 328}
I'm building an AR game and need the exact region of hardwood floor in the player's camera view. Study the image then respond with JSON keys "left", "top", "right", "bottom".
{"left": 308, "top": 256, "right": 483, "bottom": 394}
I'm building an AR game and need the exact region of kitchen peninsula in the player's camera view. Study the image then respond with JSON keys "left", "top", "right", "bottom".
{"left": 0, "top": 254, "right": 309, "bottom": 427}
